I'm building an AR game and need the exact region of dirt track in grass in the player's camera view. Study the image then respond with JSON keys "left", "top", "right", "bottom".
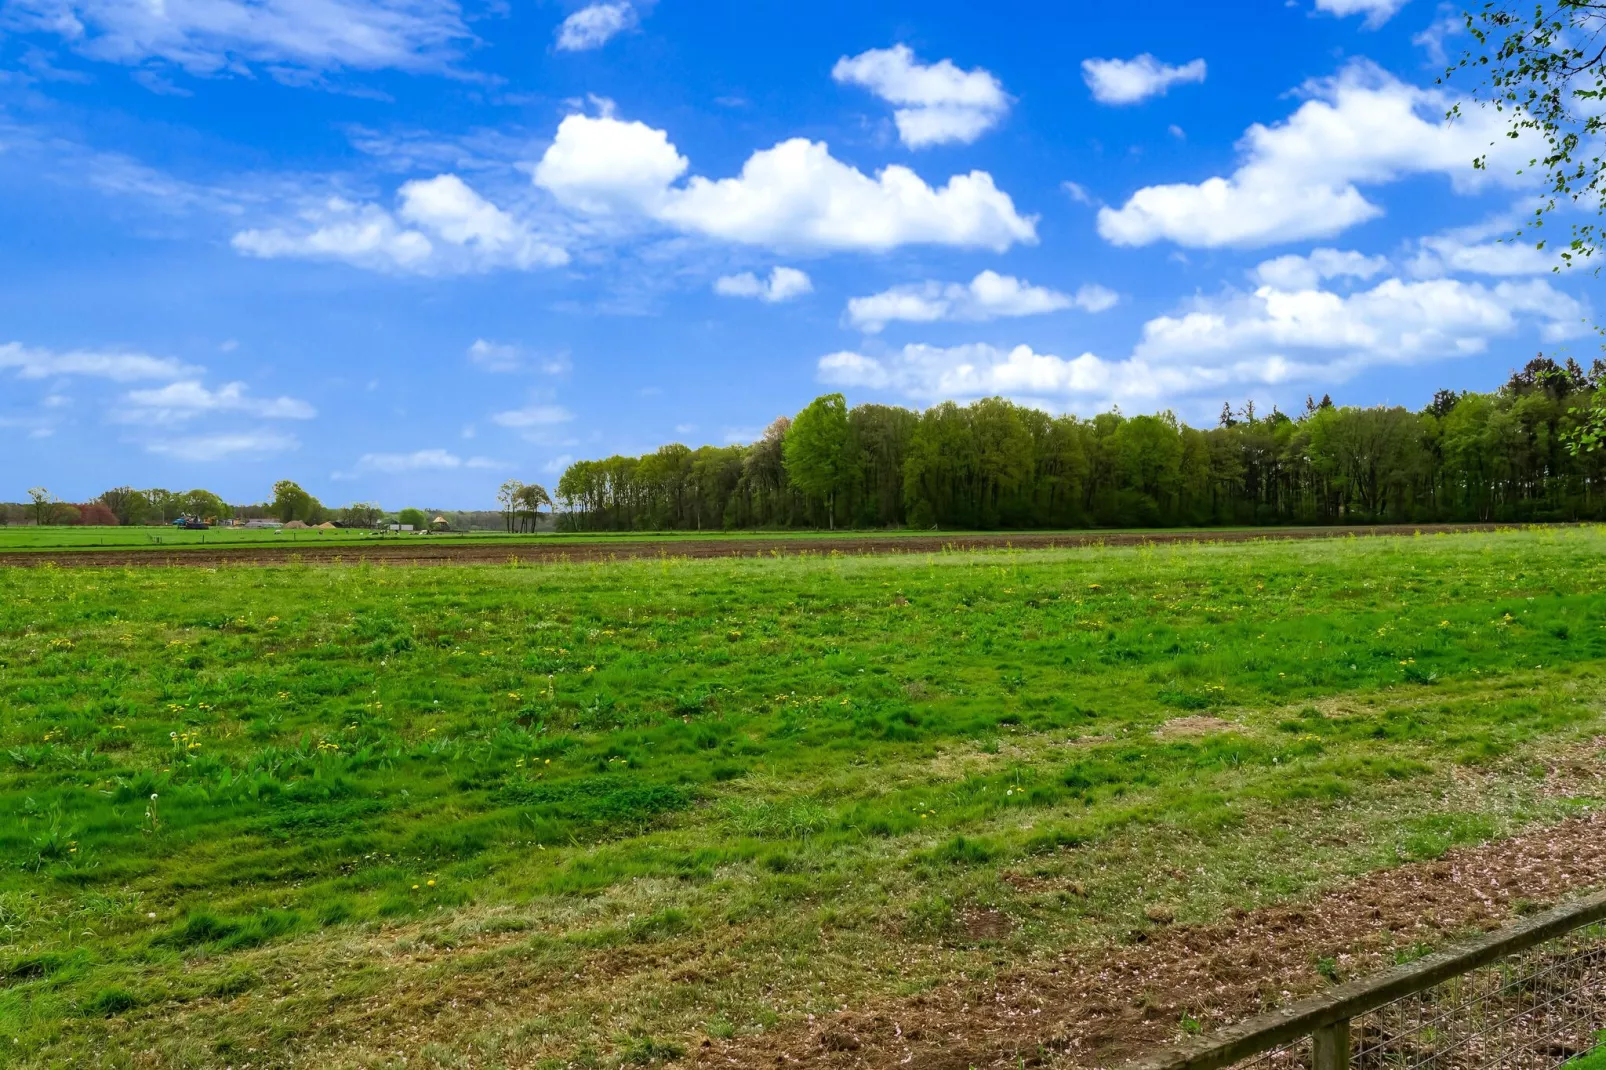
{"left": 0, "top": 523, "right": 1522, "bottom": 568}
{"left": 696, "top": 805, "right": 1606, "bottom": 1070}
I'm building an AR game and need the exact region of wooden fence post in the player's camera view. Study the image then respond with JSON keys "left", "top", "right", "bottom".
{"left": 1311, "top": 1020, "right": 1349, "bottom": 1070}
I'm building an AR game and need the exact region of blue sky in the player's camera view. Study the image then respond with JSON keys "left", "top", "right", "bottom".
{"left": 0, "top": 0, "right": 1597, "bottom": 508}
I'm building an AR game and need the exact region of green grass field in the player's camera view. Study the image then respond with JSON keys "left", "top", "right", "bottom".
{"left": 3, "top": 527, "right": 1605, "bottom": 1068}
{"left": 0, "top": 525, "right": 962, "bottom": 552}
{"left": 0, "top": 524, "right": 1277, "bottom": 553}
{"left": 0, "top": 525, "right": 652, "bottom": 551}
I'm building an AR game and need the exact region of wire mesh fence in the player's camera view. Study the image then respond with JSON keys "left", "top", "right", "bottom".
{"left": 1122, "top": 893, "right": 1606, "bottom": 1070}
{"left": 1349, "top": 926, "right": 1606, "bottom": 1070}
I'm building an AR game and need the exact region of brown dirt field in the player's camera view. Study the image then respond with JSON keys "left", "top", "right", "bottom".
{"left": 694, "top": 810, "right": 1606, "bottom": 1070}
{"left": 0, "top": 523, "right": 1521, "bottom": 568}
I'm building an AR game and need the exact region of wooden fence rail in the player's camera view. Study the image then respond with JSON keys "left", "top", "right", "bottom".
{"left": 1120, "top": 888, "right": 1606, "bottom": 1070}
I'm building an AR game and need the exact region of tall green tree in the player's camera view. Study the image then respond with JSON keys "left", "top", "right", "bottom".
{"left": 903, "top": 401, "right": 978, "bottom": 528}
{"left": 180, "top": 489, "right": 228, "bottom": 523}
{"left": 97, "top": 487, "right": 152, "bottom": 525}
{"left": 144, "top": 488, "right": 179, "bottom": 524}
{"left": 26, "top": 487, "right": 55, "bottom": 526}
{"left": 514, "top": 483, "right": 553, "bottom": 532}
{"left": 784, "top": 393, "right": 850, "bottom": 528}
{"left": 271, "top": 480, "right": 317, "bottom": 523}
{"left": 497, "top": 480, "right": 524, "bottom": 532}
{"left": 340, "top": 502, "right": 383, "bottom": 528}
{"left": 741, "top": 417, "right": 794, "bottom": 528}
{"left": 844, "top": 404, "right": 917, "bottom": 527}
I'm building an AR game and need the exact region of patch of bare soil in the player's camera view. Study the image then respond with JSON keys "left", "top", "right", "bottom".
{"left": 1153, "top": 716, "right": 1239, "bottom": 739}
{"left": 0, "top": 523, "right": 1521, "bottom": 568}
{"left": 960, "top": 909, "right": 1016, "bottom": 943}
{"left": 695, "top": 811, "right": 1606, "bottom": 1070}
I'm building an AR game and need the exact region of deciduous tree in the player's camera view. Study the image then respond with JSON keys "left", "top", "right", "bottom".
{"left": 496, "top": 480, "right": 524, "bottom": 533}
{"left": 514, "top": 483, "right": 553, "bottom": 532}
{"left": 271, "top": 481, "right": 317, "bottom": 524}
{"left": 26, "top": 487, "right": 55, "bottom": 527}
{"left": 784, "top": 393, "right": 849, "bottom": 528}
{"left": 97, "top": 486, "right": 151, "bottom": 525}
{"left": 78, "top": 502, "right": 119, "bottom": 526}
{"left": 339, "top": 502, "right": 383, "bottom": 528}
{"left": 144, "top": 488, "right": 179, "bottom": 524}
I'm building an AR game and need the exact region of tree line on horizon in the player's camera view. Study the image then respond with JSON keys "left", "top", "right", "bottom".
{"left": 554, "top": 357, "right": 1606, "bottom": 532}
{"left": 1, "top": 481, "right": 508, "bottom": 532}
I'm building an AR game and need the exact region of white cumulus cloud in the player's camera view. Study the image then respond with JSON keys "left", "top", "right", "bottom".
{"left": 6, "top": 0, "right": 471, "bottom": 76}
{"left": 1081, "top": 54, "right": 1207, "bottom": 105}
{"left": 1405, "top": 213, "right": 1564, "bottom": 277}
{"left": 821, "top": 274, "right": 1585, "bottom": 409}
{"left": 1409, "top": 237, "right": 1559, "bottom": 277}
{"left": 232, "top": 198, "right": 435, "bottom": 270}
{"left": 1097, "top": 62, "right": 1533, "bottom": 249}
{"left": 121, "top": 380, "right": 316, "bottom": 422}
{"left": 491, "top": 404, "right": 575, "bottom": 428}
{"left": 349, "top": 448, "right": 501, "bottom": 473}
{"left": 820, "top": 343, "right": 1122, "bottom": 403}
{"left": 1314, "top": 0, "right": 1409, "bottom": 29}
{"left": 554, "top": 2, "right": 636, "bottom": 51}
{"left": 714, "top": 266, "right": 813, "bottom": 303}
{"left": 467, "top": 339, "right": 572, "bottom": 374}
{"left": 532, "top": 113, "right": 1036, "bottom": 252}
{"left": 0, "top": 341, "right": 195, "bottom": 381}
{"left": 1252, "top": 248, "right": 1391, "bottom": 290}
{"left": 831, "top": 44, "right": 1009, "bottom": 148}
{"left": 397, "top": 175, "right": 563, "bottom": 267}
{"left": 467, "top": 338, "right": 521, "bottom": 372}
{"left": 532, "top": 113, "right": 688, "bottom": 215}
{"left": 233, "top": 175, "right": 566, "bottom": 274}
{"left": 1135, "top": 276, "right": 1586, "bottom": 373}
{"left": 845, "top": 271, "right": 1115, "bottom": 333}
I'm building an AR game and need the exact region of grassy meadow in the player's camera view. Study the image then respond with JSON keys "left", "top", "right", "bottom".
{"left": 2, "top": 528, "right": 1606, "bottom": 1067}
{"left": 0, "top": 525, "right": 578, "bottom": 552}
{"left": 0, "top": 525, "right": 1047, "bottom": 553}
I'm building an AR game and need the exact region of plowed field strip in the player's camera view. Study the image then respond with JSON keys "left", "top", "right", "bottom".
{"left": 0, "top": 523, "right": 1521, "bottom": 567}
